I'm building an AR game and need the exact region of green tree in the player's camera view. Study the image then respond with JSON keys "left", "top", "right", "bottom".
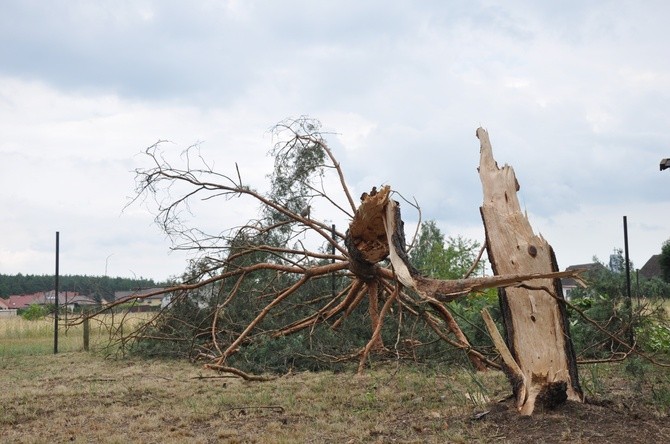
{"left": 408, "top": 221, "right": 496, "bottom": 352}
{"left": 0, "top": 273, "right": 160, "bottom": 300}
{"left": 410, "top": 220, "right": 482, "bottom": 279}
{"left": 660, "top": 239, "right": 670, "bottom": 283}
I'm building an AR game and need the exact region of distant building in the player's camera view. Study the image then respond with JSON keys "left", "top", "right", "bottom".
{"left": 6, "top": 293, "right": 41, "bottom": 309}
{"left": 113, "top": 288, "right": 170, "bottom": 310}
{"left": 0, "top": 298, "right": 17, "bottom": 318}
{"left": 4, "top": 291, "right": 96, "bottom": 311}
{"left": 639, "top": 254, "right": 662, "bottom": 280}
{"left": 561, "top": 263, "right": 607, "bottom": 300}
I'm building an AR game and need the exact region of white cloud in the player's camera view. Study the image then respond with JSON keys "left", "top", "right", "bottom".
{"left": 0, "top": 77, "right": 278, "bottom": 279}
{"left": 322, "top": 112, "right": 377, "bottom": 153}
{"left": 531, "top": 201, "right": 670, "bottom": 270}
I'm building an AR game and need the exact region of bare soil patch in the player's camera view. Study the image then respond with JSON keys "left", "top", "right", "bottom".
{"left": 469, "top": 398, "right": 669, "bottom": 443}
{"left": 0, "top": 353, "right": 668, "bottom": 443}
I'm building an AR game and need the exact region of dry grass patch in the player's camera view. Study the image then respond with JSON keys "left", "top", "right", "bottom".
{"left": 0, "top": 353, "right": 668, "bottom": 443}
{"left": 0, "top": 354, "right": 504, "bottom": 443}
{"left": 662, "top": 298, "right": 670, "bottom": 317}
{"left": 0, "top": 313, "right": 150, "bottom": 356}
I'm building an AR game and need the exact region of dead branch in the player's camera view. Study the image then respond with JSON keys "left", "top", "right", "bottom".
{"left": 204, "top": 364, "right": 276, "bottom": 381}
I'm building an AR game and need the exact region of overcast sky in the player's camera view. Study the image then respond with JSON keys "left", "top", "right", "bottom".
{"left": 1, "top": 1, "right": 669, "bottom": 282}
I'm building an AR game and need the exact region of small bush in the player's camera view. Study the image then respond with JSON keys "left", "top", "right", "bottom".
{"left": 21, "top": 304, "right": 48, "bottom": 321}
{"left": 636, "top": 320, "right": 670, "bottom": 354}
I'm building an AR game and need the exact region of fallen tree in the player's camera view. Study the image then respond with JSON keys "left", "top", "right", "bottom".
{"left": 84, "top": 118, "right": 590, "bottom": 415}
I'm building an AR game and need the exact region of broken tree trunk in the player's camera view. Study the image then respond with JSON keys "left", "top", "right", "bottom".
{"left": 344, "top": 184, "right": 583, "bottom": 373}
{"left": 344, "top": 185, "right": 484, "bottom": 369}
{"left": 477, "top": 127, "right": 584, "bottom": 415}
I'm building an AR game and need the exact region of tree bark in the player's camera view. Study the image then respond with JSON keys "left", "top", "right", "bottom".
{"left": 477, "top": 127, "right": 583, "bottom": 415}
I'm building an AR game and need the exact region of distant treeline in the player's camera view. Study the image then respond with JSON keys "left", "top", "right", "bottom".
{"left": 0, "top": 274, "right": 163, "bottom": 302}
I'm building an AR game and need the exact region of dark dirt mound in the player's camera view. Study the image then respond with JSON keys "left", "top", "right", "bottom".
{"left": 468, "top": 398, "right": 670, "bottom": 443}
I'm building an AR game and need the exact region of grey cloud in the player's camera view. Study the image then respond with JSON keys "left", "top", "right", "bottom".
{"left": 2, "top": 0, "right": 670, "bottom": 278}
{"left": 0, "top": 1, "right": 265, "bottom": 101}
{"left": 0, "top": 1, "right": 521, "bottom": 105}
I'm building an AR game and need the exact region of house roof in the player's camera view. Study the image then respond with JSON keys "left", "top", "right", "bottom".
{"left": 6, "top": 294, "right": 42, "bottom": 309}
{"left": 63, "top": 294, "right": 97, "bottom": 305}
{"left": 639, "top": 254, "right": 662, "bottom": 279}
{"left": 5, "top": 291, "right": 95, "bottom": 308}
{"left": 114, "top": 288, "right": 168, "bottom": 302}
{"left": 0, "top": 298, "right": 9, "bottom": 309}
{"left": 35, "top": 291, "right": 81, "bottom": 304}
{"left": 562, "top": 262, "right": 607, "bottom": 287}
{"left": 565, "top": 263, "right": 606, "bottom": 272}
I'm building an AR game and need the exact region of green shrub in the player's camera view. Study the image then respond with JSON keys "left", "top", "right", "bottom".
{"left": 21, "top": 304, "right": 49, "bottom": 321}
{"left": 640, "top": 323, "right": 670, "bottom": 353}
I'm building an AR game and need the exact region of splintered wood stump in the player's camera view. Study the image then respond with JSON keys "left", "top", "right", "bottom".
{"left": 477, "top": 127, "right": 583, "bottom": 415}
{"left": 344, "top": 185, "right": 393, "bottom": 281}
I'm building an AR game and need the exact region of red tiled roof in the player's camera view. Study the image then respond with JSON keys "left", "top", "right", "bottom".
{"left": 5, "top": 291, "right": 91, "bottom": 308}
{"left": 6, "top": 294, "right": 41, "bottom": 309}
